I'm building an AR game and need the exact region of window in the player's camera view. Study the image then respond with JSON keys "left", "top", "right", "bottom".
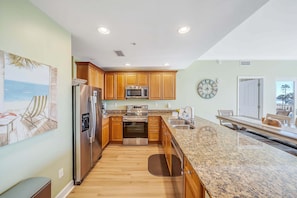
{"left": 275, "top": 81, "right": 295, "bottom": 122}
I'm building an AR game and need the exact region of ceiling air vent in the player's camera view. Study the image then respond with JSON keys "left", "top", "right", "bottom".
{"left": 239, "top": 60, "right": 251, "bottom": 66}
{"left": 114, "top": 50, "right": 125, "bottom": 57}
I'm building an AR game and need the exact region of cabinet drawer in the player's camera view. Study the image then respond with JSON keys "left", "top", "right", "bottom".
{"left": 111, "top": 116, "right": 122, "bottom": 121}
{"left": 148, "top": 116, "right": 160, "bottom": 121}
{"left": 102, "top": 117, "right": 109, "bottom": 125}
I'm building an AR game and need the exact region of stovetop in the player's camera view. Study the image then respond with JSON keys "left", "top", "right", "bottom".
{"left": 123, "top": 105, "right": 148, "bottom": 122}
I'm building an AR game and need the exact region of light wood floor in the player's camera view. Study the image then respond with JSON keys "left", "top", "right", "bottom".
{"left": 67, "top": 144, "right": 177, "bottom": 198}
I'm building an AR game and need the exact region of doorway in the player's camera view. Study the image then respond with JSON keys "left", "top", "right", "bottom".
{"left": 238, "top": 77, "right": 263, "bottom": 119}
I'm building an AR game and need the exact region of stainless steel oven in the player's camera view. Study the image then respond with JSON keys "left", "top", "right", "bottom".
{"left": 123, "top": 122, "right": 148, "bottom": 138}
{"left": 123, "top": 105, "right": 149, "bottom": 145}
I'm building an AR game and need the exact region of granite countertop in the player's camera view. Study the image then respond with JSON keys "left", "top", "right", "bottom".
{"left": 162, "top": 115, "right": 297, "bottom": 198}
{"left": 103, "top": 110, "right": 174, "bottom": 118}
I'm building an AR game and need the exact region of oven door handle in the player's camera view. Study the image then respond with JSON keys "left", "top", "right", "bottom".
{"left": 123, "top": 120, "right": 148, "bottom": 123}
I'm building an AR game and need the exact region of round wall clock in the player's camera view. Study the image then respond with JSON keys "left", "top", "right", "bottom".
{"left": 197, "top": 79, "right": 218, "bottom": 99}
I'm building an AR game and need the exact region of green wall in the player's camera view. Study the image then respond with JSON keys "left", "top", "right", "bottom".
{"left": 176, "top": 60, "right": 297, "bottom": 123}
{"left": 0, "top": 0, "right": 72, "bottom": 196}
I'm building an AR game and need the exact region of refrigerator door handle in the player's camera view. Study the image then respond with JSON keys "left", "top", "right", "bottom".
{"left": 89, "top": 95, "right": 97, "bottom": 143}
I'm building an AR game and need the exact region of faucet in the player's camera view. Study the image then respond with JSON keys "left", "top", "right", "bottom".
{"left": 183, "top": 106, "right": 195, "bottom": 124}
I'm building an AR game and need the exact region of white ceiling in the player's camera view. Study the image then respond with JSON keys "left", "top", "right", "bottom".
{"left": 30, "top": 0, "right": 269, "bottom": 71}
{"left": 200, "top": 0, "right": 297, "bottom": 60}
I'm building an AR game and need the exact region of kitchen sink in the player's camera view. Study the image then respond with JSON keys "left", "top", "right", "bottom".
{"left": 168, "top": 118, "right": 195, "bottom": 129}
{"left": 168, "top": 118, "right": 187, "bottom": 125}
{"left": 172, "top": 125, "right": 191, "bottom": 129}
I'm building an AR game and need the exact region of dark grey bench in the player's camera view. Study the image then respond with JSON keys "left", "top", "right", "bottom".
{"left": 0, "top": 177, "right": 51, "bottom": 198}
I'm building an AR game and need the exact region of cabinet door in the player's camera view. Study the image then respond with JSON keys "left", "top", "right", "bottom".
{"left": 111, "top": 117, "right": 123, "bottom": 142}
{"left": 117, "top": 73, "right": 126, "bottom": 100}
{"left": 76, "top": 62, "right": 89, "bottom": 82}
{"left": 76, "top": 62, "right": 104, "bottom": 90}
{"left": 149, "top": 72, "right": 162, "bottom": 100}
{"left": 89, "top": 66, "right": 99, "bottom": 88}
{"left": 105, "top": 73, "right": 116, "bottom": 100}
{"left": 102, "top": 118, "right": 109, "bottom": 149}
{"left": 163, "top": 72, "right": 176, "bottom": 100}
{"left": 137, "top": 72, "right": 148, "bottom": 86}
{"left": 161, "top": 121, "right": 172, "bottom": 175}
{"left": 98, "top": 70, "right": 105, "bottom": 98}
{"left": 161, "top": 120, "right": 166, "bottom": 148}
{"left": 148, "top": 116, "right": 160, "bottom": 142}
{"left": 184, "top": 157, "right": 204, "bottom": 198}
{"left": 165, "top": 127, "right": 172, "bottom": 175}
{"left": 125, "top": 73, "right": 137, "bottom": 85}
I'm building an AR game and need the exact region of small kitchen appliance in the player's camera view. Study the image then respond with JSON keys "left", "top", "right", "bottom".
{"left": 125, "top": 86, "right": 149, "bottom": 99}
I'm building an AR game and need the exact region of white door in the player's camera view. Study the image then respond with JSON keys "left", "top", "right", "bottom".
{"left": 238, "top": 78, "right": 263, "bottom": 119}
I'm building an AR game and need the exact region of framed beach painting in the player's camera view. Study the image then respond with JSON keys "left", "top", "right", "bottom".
{"left": 0, "top": 50, "right": 58, "bottom": 146}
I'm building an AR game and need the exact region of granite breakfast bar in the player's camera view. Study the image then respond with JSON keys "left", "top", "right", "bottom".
{"left": 162, "top": 115, "right": 297, "bottom": 198}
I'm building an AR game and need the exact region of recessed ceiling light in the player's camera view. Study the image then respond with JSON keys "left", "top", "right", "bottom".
{"left": 125, "top": 63, "right": 131, "bottom": 66}
{"left": 178, "top": 26, "right": 191, "bottom": 34}
{"left": 164, "top": 63, "right": 170, "bottom": 66}
{"left": 97, "top": 26, "right": 110, "bottom": 35}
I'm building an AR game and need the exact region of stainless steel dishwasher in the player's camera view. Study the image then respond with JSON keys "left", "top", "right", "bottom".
{"left": 171, "top": 137, "right": 184, "bottom": 198}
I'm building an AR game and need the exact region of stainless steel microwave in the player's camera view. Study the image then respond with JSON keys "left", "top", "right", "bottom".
{"left": 125, "top": 86, "right": 149, "bottom": 99}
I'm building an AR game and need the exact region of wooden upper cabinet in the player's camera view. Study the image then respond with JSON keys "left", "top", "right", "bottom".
{"left": 87, "top": 66, "right": 97, "bottom": 86}
{"left": 163, "top": 72, "right": 176, "bottom": 100}
{"left": 98, "top": 70, "right": 104, "bottom": 93}
{"left": 117, "top": 73, "right": 126, "bottom": 100}
{"left": 104, "top": 71, "right": 175, "bottom": 100}
{"left": 149, "top": 71, "right": 176, "bottom": 100}
{"left": 137, "top": 72, "right": 148, "bottom": 86}
{"left": 104, "top": 72, "right": 126, "bottom": 100}
{"left": 125, "top": 73, "right": 137, "bottom": 86}
{"left": 149, "top": 72, "right": 162, "bottom": 100}
{"left": 76, "top": 62, "right": 105, "bottom": 98}
{"left": 104, "top": 72, "right": 116, "bottom": 100}
{"left": 126, "top": 72, "right": 148, "bottom": 86}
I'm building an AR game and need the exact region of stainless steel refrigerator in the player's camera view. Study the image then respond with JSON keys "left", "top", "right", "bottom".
{"left": 72, "top": 84, "right": 102, "bottom": 184}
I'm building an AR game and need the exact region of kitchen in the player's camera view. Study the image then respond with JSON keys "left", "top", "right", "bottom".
{"left": 69, "top": 63, "right": 297, "bottom": 197}
{"left": 1, "top": 0, "right": 297, "bottom": 198}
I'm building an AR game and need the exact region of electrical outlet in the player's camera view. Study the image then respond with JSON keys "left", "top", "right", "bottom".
{"left": 58, "top": 168, "right": 64, "bottom": 179}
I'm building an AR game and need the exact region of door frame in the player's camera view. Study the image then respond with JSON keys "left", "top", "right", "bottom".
{"left": 237, "top": 76, "right": 264, "bottom": 119}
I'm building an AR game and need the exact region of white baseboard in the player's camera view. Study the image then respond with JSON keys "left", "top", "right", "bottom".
{"left": 55, "top": 180, "right": 74, "bottom": 198}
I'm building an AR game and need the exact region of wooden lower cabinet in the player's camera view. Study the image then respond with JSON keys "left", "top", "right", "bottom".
{"left": 184, "top": 156, "right": 204, "bottom": 198}
{"left": 148, "top": 116, "right": 160, "bottom": 142}
{"left": 161, "top": 120, "right": 172, "bottom": 175}
{"left": 102, "top": 117, "right": 109, "bottom": 149}
{"left": 110, "top": 116, "right": 123, "bottom": 142}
